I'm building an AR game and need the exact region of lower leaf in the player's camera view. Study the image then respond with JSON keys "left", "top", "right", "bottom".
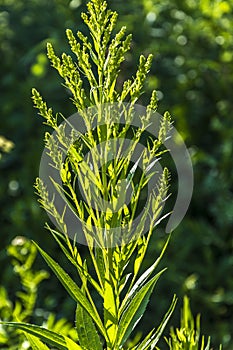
{"left": 24, "top": 333, "right": 50, "bottom": 350}
{"left": 0, "top": 322, "right": 66, "bottom": 350}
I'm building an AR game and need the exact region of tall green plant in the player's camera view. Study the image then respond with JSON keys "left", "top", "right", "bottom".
{"left": 2, "top": 0, "right": 175, "bottom": 349}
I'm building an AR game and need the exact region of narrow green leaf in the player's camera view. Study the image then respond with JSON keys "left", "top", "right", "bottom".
{"left": 116, "top": 270, "right": 165, "bottom": 346}
{"left": 135, "top": 295, "right": 177, "bottom": 350}
{"left": 33, "top": 243, "right": 107, "bottom": 340}
{"left": 204, "top": 337, "right": 211, "bottom": 350}
{"left": 94, "top": 247, "right": 106, "bottom": 288}
{"left": 1, "top": 322, "right": 66, "bottom": 350}
{"left": 49, "top": 227, "right": 103, "bottom": 297}
{"left": 119, "top": 273, "right": 132, "bottom": 293}
{"left": 24, "top": 333, "right": 50, "bottom": 350}
{"left": 65, "top": 336, "right": 84, "bottom": 350}
{"left": 49, "top": 176, "right": 83, "bottom": 221}
{"left": 104, "top": 268, "right": 118, "bottom": 343}
{"left": 121, "top": 236, "right": 170, "bottom": 315}
{"left": 133, "top": 236, "right": 147, "bottom": 279}
{"left": 76, "top": 303, "right": 102, "bottom": 350}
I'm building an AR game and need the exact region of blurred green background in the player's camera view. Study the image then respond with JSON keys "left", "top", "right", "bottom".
{"left": 0, "top": 0, "right": 232, "bottom": 349}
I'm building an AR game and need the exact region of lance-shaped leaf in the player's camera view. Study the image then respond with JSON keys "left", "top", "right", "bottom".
{"left": 1, "top": 322, "right": 66, "bottom": 350}
{"left": 94, "top": 247, "right": 106, "bottom": 289}
{"left": 24, "top": 333, "right": 50, "bottom": 350}
{"left": 49, "top": 227, "right": 103, "bottom": 297}
{"left": 75, "top": 265, "right": 102, "bottom": 350}
{"left": 104, "top": 268, "right": 118, "bottom": 344}
{"left": 120, "top": 235, "right": 170, "bottom": 314}
{"left": 116, "top": 270, "right": 165, "bottom": 346}
{"left": 65, "top": 336, "right": 84, "bottom": 350}
{"left": 133, "top": 295, "right": 177, "bottom": 350}
{"left": 33, "top": 243, "right": 107, "bottom": 340}
{"left": 76, "top": 301, "right": 102, "bottom": 350}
